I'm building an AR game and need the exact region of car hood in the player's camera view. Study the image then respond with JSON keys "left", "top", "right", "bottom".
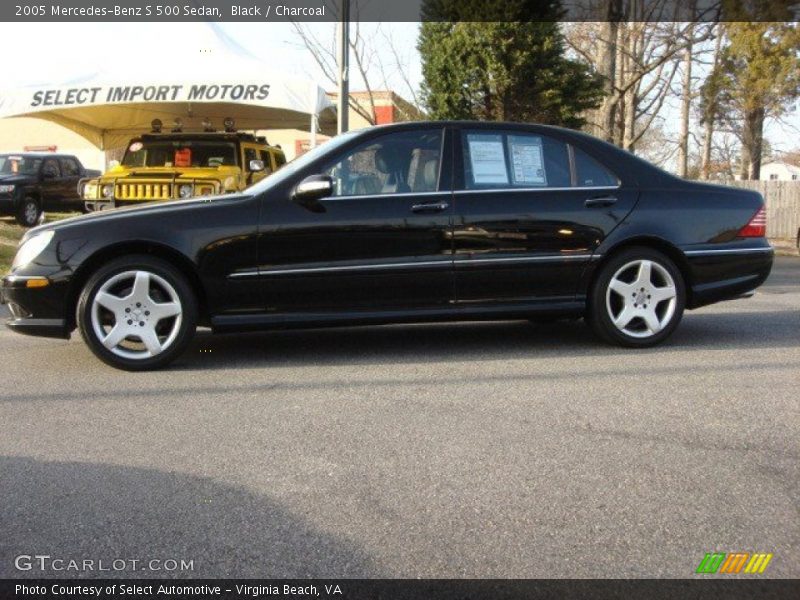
{"left": 0, "top": 173, "right": 34, "bottom": 185}
{"left": 22, "top": 193, "right": 250, "bottom": 241}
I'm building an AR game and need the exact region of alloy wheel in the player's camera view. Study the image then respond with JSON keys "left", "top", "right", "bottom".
{"left": 24, "top": 201, "right": 39, "bottom": 225}
{"left": 90, "top": 270, "right": 183, "bottom": 359}
{"left": 604, "top": 259, "right": 677, "bottom": 338}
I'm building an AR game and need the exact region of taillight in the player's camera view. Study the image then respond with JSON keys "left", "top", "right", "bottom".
{"left": 738, "top": 206, "right": 767, "bottom": 238}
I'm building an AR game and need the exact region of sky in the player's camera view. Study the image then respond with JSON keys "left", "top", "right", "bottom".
{"left": 0, "top": 22, "right": 421, "bottom": 94}
{"left": 0, "top": 21, "right": 797, "bottom": 164}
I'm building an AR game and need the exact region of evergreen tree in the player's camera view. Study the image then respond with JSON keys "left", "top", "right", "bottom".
{"left": 418, "top": 2, "right": 603, "bottom": 128}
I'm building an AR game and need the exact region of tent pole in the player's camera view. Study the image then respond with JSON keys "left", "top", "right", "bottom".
{"left": 310, "top": 113, "right": 317, "bottom": 149}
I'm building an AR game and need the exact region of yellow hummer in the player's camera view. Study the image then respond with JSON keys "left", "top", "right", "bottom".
{"left": 82, "top": 118, "right": 286, "bottom": 211}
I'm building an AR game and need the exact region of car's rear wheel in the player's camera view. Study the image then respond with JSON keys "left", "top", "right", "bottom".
{"left": 16, "top": 196, "right": 41, "bottom": 227}
{"left": 77, "top": 255, "right": 197, "bottom": 370}
{"left": 589, "top": 247, "right": 685, "bottom": 347}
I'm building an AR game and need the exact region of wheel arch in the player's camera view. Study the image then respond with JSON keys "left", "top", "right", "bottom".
{"left": 17, "top": 188, "right": 42, "bottom": 206}
{"left": 587, "top": 236, "right": 692, "bottom": 307}
{"left": 66, "top": 241, "right": 208, "bottom": 330}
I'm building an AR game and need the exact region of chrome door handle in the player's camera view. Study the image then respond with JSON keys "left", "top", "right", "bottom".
{"left": 584, "top": 196, "right": 618, "bottom": 208}
{"left": 411, "top": 202, "right": 450, "bottom": 213}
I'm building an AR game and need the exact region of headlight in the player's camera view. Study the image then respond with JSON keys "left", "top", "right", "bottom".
{"left": 102, "top": 184, "right": 114, "bottom": 198}
{"left": 0, "top": 184, "right": 14, "bottom": 194}
{"left": 83, "top": 183, "right": 98, "bottom": 198}
{"left": 178, "top": 184, "right": 193, "bottom": 199}
{"left": 11, "top": 231, "right": 55, "bottom": 271}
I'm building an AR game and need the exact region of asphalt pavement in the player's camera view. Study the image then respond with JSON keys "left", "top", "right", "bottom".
{"left": 0, "top": 257, "right": 797, "bottom": 579}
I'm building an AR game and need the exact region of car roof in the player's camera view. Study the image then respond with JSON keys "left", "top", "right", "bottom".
{"left": 0, "top": 152, "right": 72, "bottom": 158}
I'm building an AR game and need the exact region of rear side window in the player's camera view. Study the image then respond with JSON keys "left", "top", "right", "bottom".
{"left": 572, "top": 146, "right": 619, "bottom": 187}
{"left": 462, "top": 131, "right": 571, "bottom": 189}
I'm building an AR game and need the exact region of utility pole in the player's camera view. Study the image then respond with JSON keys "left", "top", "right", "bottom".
{"left": 337, "top": 0, "right": 350, "bottom": 135}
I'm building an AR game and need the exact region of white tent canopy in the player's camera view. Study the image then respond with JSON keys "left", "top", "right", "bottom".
{"left": 0, "top": 24, "right": 335, "bottom": 149}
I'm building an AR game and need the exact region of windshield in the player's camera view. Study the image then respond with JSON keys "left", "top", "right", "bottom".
{"left": 121, "top": 140, "right": 238, "bottom": 168}
{"left": 0, "top": 155, "right": 41, "bottom": 175}
{"left": 247, "top": 129, "right": 363, "bottom": 194}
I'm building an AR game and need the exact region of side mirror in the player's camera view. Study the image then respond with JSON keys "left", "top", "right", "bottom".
{"left": 249, "top": 159, "right": 265, "bottom": 172}
{"left": 292, "top": 174, "right": 332, "bottom": 212}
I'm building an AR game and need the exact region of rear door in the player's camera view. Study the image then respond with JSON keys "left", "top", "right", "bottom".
{"left": 58, "top": 157, "right": 83, "bottom": 209}
{"left": 452, "top": 126, "right": 638, "bottom": 305}
{"left": 39, "top": 158, "right": 63, "bottom": 209}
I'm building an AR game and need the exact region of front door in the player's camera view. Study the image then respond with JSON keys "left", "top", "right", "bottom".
{"left": 59, "top": 156, "right": 83, "bottom": 209}
{"left": 257, "top": 126, "right": 454, "bottom": 314}
{"left": 452, "top": 127, "right": 639, "bottom": 305}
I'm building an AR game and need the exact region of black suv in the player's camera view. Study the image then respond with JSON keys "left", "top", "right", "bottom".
{"left": 0, "top": 153, "right": 100, "bottom": 226}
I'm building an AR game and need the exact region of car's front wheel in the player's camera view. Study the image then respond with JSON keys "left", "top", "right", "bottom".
{"left": 77, "top": 255, "right": 198, "bottom": 370}
{"left": 589, "top": 247, "right": 685, "bottom": 347}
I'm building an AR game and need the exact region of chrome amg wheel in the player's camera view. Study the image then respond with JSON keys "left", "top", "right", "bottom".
{"left": 77, "top": 255, "right": 198, "bottom": 370}
{"left": 589, "top": 247, "right": 685, "bottom": 347}
{"left": 91, "top": 270, "right": 183, "bottom": 359}
{"left": 605, "top": 259, "right": 677, "bottom": 338}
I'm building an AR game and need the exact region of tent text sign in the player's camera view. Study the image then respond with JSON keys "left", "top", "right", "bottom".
{"left": 30, "top": 83, "right": 272, "bottom": 108}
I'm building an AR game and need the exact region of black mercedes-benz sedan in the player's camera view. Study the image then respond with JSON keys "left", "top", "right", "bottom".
{"left": 1, "top": 121, "right": 773, "bottom": 370}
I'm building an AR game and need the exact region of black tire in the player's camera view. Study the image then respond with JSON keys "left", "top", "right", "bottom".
{"left": 588, "top": 247, "right": 685, "bottom": 347}
{"left": 16, "top": 196, "right": 41, "bottom": 227}
{"left": 76, "top": 255, "right": 198, "bottom": 371}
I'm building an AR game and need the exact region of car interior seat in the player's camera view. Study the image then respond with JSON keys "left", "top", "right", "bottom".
{"left": 374, "top": 147, "right": 410, "bottom": 194}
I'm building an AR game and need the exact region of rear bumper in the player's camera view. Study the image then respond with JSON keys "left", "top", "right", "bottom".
{"left": 683, "top": 245, "right": 773, "bottom": 309}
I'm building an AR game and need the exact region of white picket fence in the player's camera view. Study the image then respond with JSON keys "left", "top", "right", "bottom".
{"left": 727, "top": 180, "right": 800, "bottom": 242}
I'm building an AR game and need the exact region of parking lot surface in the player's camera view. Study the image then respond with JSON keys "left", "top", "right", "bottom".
{"left": 1, "top": 257, "right": 797, "bottom": 578}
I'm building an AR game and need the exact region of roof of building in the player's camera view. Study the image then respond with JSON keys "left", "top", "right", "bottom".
{"left": 761, "top": 161, "right": 800, "bottom": 174}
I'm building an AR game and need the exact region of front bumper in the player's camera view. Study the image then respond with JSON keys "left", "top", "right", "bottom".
{"left": 85, "top": 199, "right": 116, "bottom": 212}
{"left": 1, "top": 275, "right": 71, "bottom": 339}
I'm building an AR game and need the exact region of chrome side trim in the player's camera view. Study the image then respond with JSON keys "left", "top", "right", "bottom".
{"left": 230, "top": 253, "right": 597, "bottom": 278}
{"left": 455, "top": 185, "right": 620, "bottom": 194}
{"left": 318, "top": 185, "right": 622, "bottom": 202}
{"left": 454, "top": 254, "right": 594, "bottom": 266}
{"left": 683, "top": 247, "right": 773, "bottom": 256}
{"left": 231, "top": 260, "right": 451, "bottom": 278}
{"left": 322, "top": 191, "right": 450, "bottom": 202}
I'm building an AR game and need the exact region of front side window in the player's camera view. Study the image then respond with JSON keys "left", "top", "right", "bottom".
{"left": 323, "top": 129, "right": 443, "bottom": 197}
{"left": 243, "top": 148, "right": 258, "bottom": 171}
{"left": 60, "top": 157, "right": 80, "bottom": 177}
{"left": 42, "top": 158, "right": 60, "bottom": 178}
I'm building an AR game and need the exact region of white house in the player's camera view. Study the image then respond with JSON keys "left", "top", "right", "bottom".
{"left": 759, "top": 161, "right": 800, "bottom": 181}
